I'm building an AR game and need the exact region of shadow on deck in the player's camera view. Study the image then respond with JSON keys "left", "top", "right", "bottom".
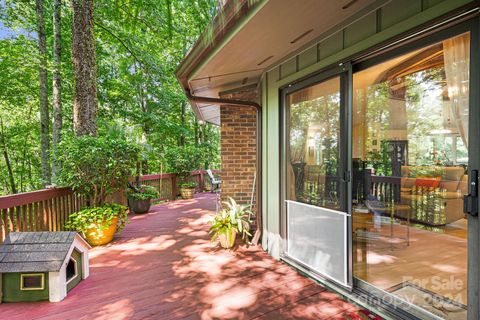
{"left": 0, "top": 193, "right": 364, "bottom": 320}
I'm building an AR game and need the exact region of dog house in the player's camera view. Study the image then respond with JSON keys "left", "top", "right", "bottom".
{"left": 0, "top": 231, "right": 90, "bottom": 302}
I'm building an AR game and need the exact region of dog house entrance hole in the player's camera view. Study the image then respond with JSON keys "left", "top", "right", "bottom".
{"left": 66, "top": 257, "right": 78, "bottom": 283}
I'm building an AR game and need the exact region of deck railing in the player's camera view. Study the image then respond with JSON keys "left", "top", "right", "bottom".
{"left": 0, "top": 169, "right": 220, "bottom": 243}
{"left": 363, "top": 169, "right": 401, "bottom": 203}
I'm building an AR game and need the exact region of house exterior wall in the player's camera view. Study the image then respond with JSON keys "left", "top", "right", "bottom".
{"left": 261, "top": 0, "right": 474, "bottom": 258}
{"left": 220, "top": 88, "right": 259, "bottom": 220}
{"left": 2, "top": 272, "right": 49, "bottom": 302}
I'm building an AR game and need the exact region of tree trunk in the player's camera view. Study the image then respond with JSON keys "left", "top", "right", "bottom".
{"left": 0, "top": 118, "right": 17, "bottom": 194}
{"left": 36, "top": 0, "right": 51, "bottom": 186}
{"left": 72, "top": 0, "right": 97, "bottom": 136}
{"left": 52, "top": 0, "right": 62, "bottom": 183}
{"left": 179, "top": 101, "right": 186, "bottom": 146}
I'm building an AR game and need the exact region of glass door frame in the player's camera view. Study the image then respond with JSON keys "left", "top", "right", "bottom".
{"left": 351, "top": 16, "right": 480, "bottom": 320}
{"left": 279, "top": 63, "right": 353, "bottom": 289}
{"left": 279, "top": 14, "right": 480, "bottom": 319}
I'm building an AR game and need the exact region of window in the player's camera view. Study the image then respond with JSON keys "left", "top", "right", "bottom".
{"left": 20, "top": 273, "right": 45, "bottom": 290}
{"left": 284, "top": 74, "right": 350, "bottom": 287}
{"left": 352, "top": 32, "right": 470, "bottom": 318}
{"left": 66, "top": 257, "right": 78, "bottom": 284}
{"left": 286, "top": 76, "right": 341, "bottom": 210}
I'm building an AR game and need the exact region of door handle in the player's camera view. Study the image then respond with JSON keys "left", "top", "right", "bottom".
{"left": 464, "top": 169, "right": 478, "bottom": 216}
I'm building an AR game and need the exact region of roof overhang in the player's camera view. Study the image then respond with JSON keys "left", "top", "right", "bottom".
{"left": 176, "top": 0, "right": 389, "bottom": 125}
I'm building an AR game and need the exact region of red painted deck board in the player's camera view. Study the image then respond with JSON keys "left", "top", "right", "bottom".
{"left": 0, "top": 193, "right": 359, "bottom": 320}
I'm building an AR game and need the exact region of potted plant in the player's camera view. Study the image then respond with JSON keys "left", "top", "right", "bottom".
{"left": 57, "top": 132, "right": 138, "bottom": 246}
{"left": 65, "top": 203, "right": 128, "bottom": 246}
{"left": 165, "top": 146, "right": 202, "bottom": 199}
{"left": 178, "top": 181, "right": 197, "bottom": 199}
{"left": 126, "top": 185, "right": 160, "bottom": 214}
{"left": 209, "top": 197, "right": 252, "bottom": 249}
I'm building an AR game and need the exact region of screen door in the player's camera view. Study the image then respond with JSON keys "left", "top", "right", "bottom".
{"left": 283, "top": 70, "right": 351, "bottom": 287}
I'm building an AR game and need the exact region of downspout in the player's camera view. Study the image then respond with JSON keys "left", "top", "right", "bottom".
{"left": 185, "top": 89, "right": 263, "bottom": 246}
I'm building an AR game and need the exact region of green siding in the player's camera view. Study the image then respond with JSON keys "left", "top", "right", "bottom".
{"left": 424, "top": 0, "right": 446, "bottom": 8}
{"left": 381, "top": 0, "right": 422, "bottom": 30}
{"left": 279, "top": 57, "right": 297, "bottom": 79}
{"left": 262, "top": 0, "right": 473, "bottom": 258}
{"left": 265, "top": 67, "right": 281, "bottom": 257}
{"left": 344, "top": 12, "right": 377, "bottom": 47}
{"left": 298, "top": 45, "right": 318, "bottom": 70}
{"left": 261, "top": 73, "right": 268, "bottom": 250}
{"left": 2, "top": 272, "right": 49, "bottom": 302}
{"left": 319, "top": 31, "right": 343, "bottom": 60}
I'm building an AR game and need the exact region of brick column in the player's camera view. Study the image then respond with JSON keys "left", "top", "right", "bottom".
{"left": 219, "top": 88, "right": 258, "bottom": 215}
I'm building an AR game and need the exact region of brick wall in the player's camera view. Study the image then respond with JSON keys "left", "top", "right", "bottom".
{"left": 219, "top": 88, "right": 258, "bottom": 214}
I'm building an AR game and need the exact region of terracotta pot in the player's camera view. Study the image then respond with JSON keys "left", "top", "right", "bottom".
{"left": 218, "top": 229, "right": 237, "bottom": 249}
{"left": 180, "top": 187, "right": 195, "bottom": 199}
{"left": 128, "top": 198, "right": 152, "bottom": 214}
{"left": 85, "top": 218, "right": 118, "bottom": 246}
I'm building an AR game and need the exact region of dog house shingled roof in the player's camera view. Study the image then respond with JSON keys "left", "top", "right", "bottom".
{"left": 0, "top": 232, "right": 85, "bottom": 273}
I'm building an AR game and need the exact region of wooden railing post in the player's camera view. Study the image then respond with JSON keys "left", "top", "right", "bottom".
{"left": 171, "top": 173, "right": 178, "bottom": 200}
{"left": 0, "top": 209, "right": 5, "bottom": 244}
{"left": 199, "top": 171, "right": 205, "bottom": 192}
{"left": 364, "top": 168, "right": 373, "bottom": 199}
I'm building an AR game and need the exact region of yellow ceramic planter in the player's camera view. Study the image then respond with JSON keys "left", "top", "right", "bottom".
{"left": 180, "top": 187, "right": 195, "bottom": 199}
{"left": 85, "top": 218, "right": 118, "bottom": 246}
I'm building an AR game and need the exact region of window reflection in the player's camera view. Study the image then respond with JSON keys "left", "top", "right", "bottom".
{"left": 287, "top": 77, "right": 341, "bottom": 210}
{"left": 352, "top": 33, "right": 469, "bottom": 319}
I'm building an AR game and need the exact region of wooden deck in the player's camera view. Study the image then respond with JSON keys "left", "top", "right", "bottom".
{"left": 0, "top": 193, "right": 368, "bottom": 320}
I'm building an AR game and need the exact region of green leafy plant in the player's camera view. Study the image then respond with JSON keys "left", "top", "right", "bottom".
{"left": 209, "top": 197, "right": 252, "bottom": 243}
{"left": 179, "top": 181, "right": 197, "bottom": 189}
{"left": 408, "top": 166, "right": 444, "bottom": 178}
{"left": 56, "top": 133, "right": 138, "bottom": 207}
{"left": 65, "top": 203, "right": 128, "bottom": 236}
{"left": 126, "top": 185, "right": 160, "bottom": 200}
{"left": 164, "top": 145, "right": 202, "bottom": 183}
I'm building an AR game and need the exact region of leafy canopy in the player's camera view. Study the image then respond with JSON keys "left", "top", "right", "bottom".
{"left": 0, "top": 0, "right": 221, "bottom": 195}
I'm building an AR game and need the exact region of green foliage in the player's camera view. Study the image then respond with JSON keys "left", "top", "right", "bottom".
{"left": 179, "top": 181, "right": 197, "bottom": 188}
{"left": 164, "top": 145, "right": 202, "bottom": 181}
{"left": 209, "top": 197, "right": 252, "bottom": 243}
{"left": 289, "top": 90, "right": 340, "bottom": 172}
{"left": 0, "top": 36, "right": 44, "bottom": 194}
{"left": 0, "top": 0, "right": 220, "bottom": 195}
{"left": 366, "top": 141, "right": 393, "bottom": 176}
{"left": 126, "top": 185, "right": 160, "bottom": 201}
{"left": 407, "top": 166, "right": 444, "bottom": 178}
{"left": 65, "top": 203, "right": 128, "bottom": 235}
{"left": 56, "top": 133, "right": 138, "bottom": 206}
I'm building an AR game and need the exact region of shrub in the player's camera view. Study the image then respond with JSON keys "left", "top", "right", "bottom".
{"left": 178, "top": 181, "right": 196, "bottom": 189}
{"left": 126, "top": 185, "right": 160, "bottom": 200}
{"left": 164, "top": 145, "right": 202, "bottom": 182}
{"left": 57, "top": 134, "right": 138, "bottom": 207}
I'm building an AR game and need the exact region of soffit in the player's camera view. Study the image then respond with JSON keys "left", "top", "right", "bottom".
{"left": 188, "top": 0, "right": 382, "bottom": 124}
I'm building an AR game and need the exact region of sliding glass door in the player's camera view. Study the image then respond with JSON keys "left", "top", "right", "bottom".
{"left": 352, "top": 29, "right": 477, "bottom": 320}
{"left": 282, "top": 68, "right": 352, "bottom": 288}
{"left": 281, "top": 19, "right": 480, "bottom": 320}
